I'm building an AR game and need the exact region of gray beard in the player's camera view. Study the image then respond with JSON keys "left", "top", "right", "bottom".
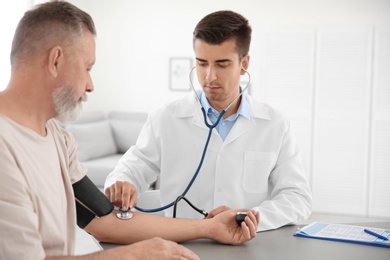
{"left": 53, "top": 84, "right": 87, "bottom": 123}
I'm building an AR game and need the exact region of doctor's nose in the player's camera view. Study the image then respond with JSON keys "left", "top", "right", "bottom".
{"left": 205, "top": 66, "right": 217, "bottom": 82}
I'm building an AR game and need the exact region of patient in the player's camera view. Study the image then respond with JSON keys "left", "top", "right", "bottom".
{"left": 0, "top": 1, "right": 258, "bottom": 259}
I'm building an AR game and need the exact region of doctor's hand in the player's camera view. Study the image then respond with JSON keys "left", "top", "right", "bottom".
{"left": 206, "top": 205, "right": 252, "bottom": 219}
{"left": 105, "top": 181, "right": 138, "bottom": 210}
{"left": 208, "top": 209, "right": 259, "bottom": 245}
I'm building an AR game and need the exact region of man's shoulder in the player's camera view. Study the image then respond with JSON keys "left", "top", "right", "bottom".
{"left": 151, "top": 93, "right": 196, "bottom": 118}
{"left": 247, "top": 95, "right": 289, "bottom": 122}
{"left": 0, "top": 115, "right": 24, "bottom": 140}
{"left": 0, "top": 114, "right": 15, "bottom": 126}
{"left": 0, "top": 116, "right": 12, "bottom": 143}
{"left": 46, "top": 118, "right": 77, "bottom": 147}
{"left": 47, "top": 118, "right": 65, "bottom": 131}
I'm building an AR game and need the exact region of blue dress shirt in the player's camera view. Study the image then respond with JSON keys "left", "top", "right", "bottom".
{"left": 199, "top": 91, "right": 251, "bottom": 140}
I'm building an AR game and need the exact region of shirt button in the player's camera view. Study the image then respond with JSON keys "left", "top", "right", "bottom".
{"left": 222, "top": 122, "right": 225, "bottom": 126}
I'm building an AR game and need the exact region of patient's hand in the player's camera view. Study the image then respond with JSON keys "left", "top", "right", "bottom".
{"left": 105, "top": 181, "right": 138, "bottom": 210}
{"left": 205, "top": 205, "right": 232, "bottom": 219}
{"left": 122, "top": 237, "right": 200, "bottom": 260}
{"left": 208, "top": 209, "right": 259, "bottom": 245}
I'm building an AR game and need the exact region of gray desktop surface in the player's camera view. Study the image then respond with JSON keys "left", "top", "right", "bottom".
{"left": 101, "top": 222, "right": 389, "bottom": 260}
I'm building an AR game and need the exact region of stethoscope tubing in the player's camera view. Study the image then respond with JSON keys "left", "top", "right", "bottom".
{"left": 135, "top": 67, "right": 250, "bottom": 213}
{"left": 134, "top": 109, "right": 223, "bottom": 213}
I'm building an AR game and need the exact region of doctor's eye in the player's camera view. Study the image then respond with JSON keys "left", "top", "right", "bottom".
{"left": 197, "top": 62, "right": 208, "bottom": 67}
{"left": 217, "top": 62, "right": 230, "bottom": 68}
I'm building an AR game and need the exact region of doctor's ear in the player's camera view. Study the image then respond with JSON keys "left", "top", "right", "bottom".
{"left": 240, "top": 67, "right": 247, "bottom": 76}
{"left": 240, "top": 62, "right": 248, "bottom": 74}
{"left": 240, "top": 55, "right": 250, "bottom": 73}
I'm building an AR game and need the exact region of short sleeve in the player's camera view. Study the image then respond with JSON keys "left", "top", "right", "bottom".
{"left": 0, "top": 139, "right": 46, "bottom": 259}
{"left": 48, "top": 119, "right": 87, "bottom": 184}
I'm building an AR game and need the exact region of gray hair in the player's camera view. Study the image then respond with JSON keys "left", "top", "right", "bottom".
{"left": 10, "top": 0, "right": 96, "bottom": 67}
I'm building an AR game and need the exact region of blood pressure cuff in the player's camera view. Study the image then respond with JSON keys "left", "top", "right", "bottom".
{"left": 72, "top": 175, "right": 114, "bottom": 228}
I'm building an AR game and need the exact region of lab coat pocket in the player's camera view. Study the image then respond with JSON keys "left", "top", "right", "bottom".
{"left": 243, "top": 151, "right": 277, "bottom": 193}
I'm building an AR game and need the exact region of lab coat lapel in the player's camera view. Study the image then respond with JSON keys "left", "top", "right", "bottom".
{"left": 224, "top": 96, "right": 271, "bottom": 145}
{"left": 175, "top": 93, "right": 210, "bottom": 130}
{"left": 224, "top": 116, "right": 253, "bottom": 145}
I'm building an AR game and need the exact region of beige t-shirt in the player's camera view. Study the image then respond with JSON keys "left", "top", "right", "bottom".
{"left": 0, "top": 116, "right": 86, "bottom": 259}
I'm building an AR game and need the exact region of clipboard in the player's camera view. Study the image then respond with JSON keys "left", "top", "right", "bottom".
{"left": 294, "top": 222, "right": 390, "bottom": 248}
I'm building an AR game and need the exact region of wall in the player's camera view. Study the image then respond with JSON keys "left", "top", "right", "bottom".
{"left": 0, "top": 1, "right": 30, "bottom": 89}
{"left": 66, "top": 0, "right": 390, "bottom": 113}
{"left": 2, "top": 0, "right": 390, "bottom": 219}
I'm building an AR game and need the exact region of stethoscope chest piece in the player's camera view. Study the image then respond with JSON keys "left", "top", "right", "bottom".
{"left": 116, "top": 208, "right": 133, "bottom": 220}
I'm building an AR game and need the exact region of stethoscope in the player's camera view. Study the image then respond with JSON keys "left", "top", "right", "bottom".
{"left": 117, "top": 66, "right": 251, "bottom": 220}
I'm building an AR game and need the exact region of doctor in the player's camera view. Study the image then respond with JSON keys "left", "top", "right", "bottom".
{"left": 105, "top": 10, "right": 312, "bottom": 231}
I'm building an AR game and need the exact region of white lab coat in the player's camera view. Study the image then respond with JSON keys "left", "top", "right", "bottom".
{"left": 105, "top": 93, "right": 312, "bottom": 231}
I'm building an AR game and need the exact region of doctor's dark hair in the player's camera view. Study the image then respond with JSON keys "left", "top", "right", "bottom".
{"left": 193, "top": 10, "right": 252, "bottom": 60}
{"left": 10, "top": 0, "right": 96, "bottom": 68}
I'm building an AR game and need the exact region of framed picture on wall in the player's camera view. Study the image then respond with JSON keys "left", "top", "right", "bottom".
{"left": 169, "top": 57, "right": 192, "bottom": 91}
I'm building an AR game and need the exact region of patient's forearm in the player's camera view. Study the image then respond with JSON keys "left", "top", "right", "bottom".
{"left": 85, "top": 211, "right": 212, "bottom": 244}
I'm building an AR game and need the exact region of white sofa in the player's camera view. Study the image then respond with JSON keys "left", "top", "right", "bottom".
{"left": 65, "top": 111, "right": 148, "bottom": 190}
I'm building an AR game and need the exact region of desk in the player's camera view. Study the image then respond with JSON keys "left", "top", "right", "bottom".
{"left": 101, "top": 222, "right": 389, "bottom": 260}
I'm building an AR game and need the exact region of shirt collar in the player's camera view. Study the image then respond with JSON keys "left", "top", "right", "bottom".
{"left": 199, "top": 91, "right": 251, "bottom": 120}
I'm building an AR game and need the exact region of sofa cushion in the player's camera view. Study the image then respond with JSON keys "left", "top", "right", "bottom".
{"left": 82, "top": 154, "right": 123, "bottom": 189}
{"left": 67, "top": 120, "right": 117, "bottom": 161}
{"left": 69, "top": 111, "right": 106, "bottom": 124}
{"left": 109, "top": 111, "right": 147, "bottom": 153}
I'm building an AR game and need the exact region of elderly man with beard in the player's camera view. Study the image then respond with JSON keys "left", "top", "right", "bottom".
{"left": 0, "top": 2, "right": 259, "bottom": 260}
